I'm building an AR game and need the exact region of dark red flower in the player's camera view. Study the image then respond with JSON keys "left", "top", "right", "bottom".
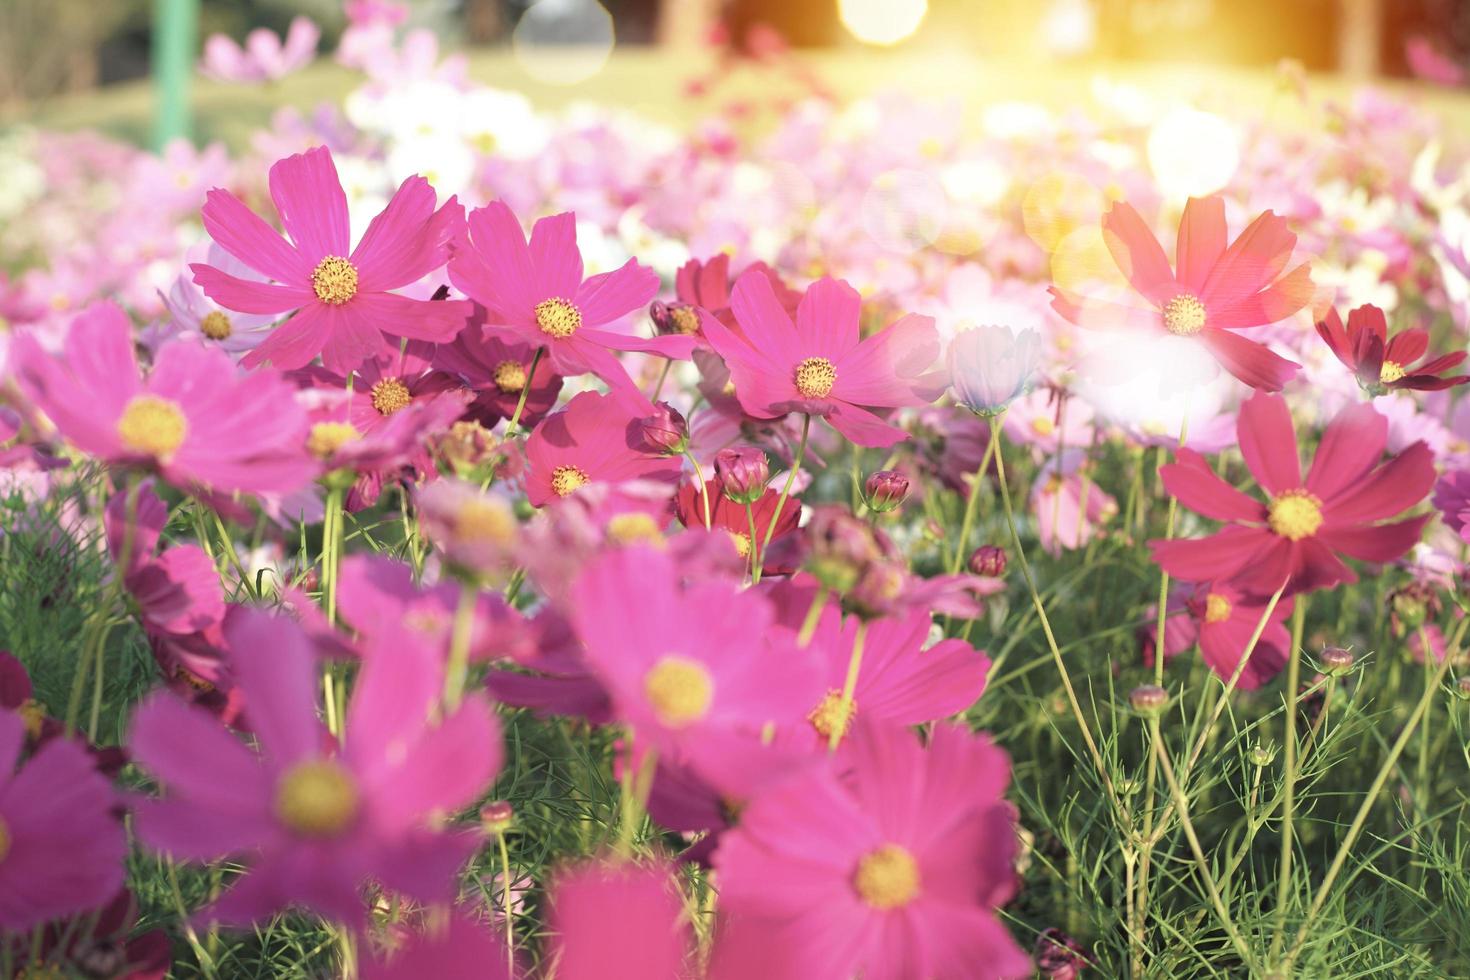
{"left": 1315, "top": 303, "right": 1470, "bottom": 394}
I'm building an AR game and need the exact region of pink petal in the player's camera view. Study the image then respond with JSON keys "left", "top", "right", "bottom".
{"left": 192, "top": 263, "right": 312, "bottom": 315}
{"left": 1175, "top": 196, "right": 1228, "bottom": 294}
{"left": 365, "top": 695, "right": 503, "bottom": 833}
{"left": 796, "top": 277, "right": 862, "bottom": 357}
{"left": 529, "top": 211, "right": 584, "bottom": 301}
{"left": 574, "top": 259, "right": 659, "bottom": 328}
{"left": 269, "top": 146, "right": 351, "bottom": 261}
{"left": 355, "top": 292, "right": 471, "bottom": 343}
{"left": 202, "top": 189, "right": 310, "bottom": 284}
{"left": 1149, "top": 526, "right": 1268, "bottom": 582}
{"left": 1198, "top": 328, "right": 1300, "bottom": 392}
{"left": 1161, "top": 448, "right": 1267, "bottom": 522}
{"left": 1101, "top": 201, "right": 1177, "bottom": 306}
{"left": 350, "top": 176, "right": 445, "bottom": 290}
{"left": 1207, "top": 262, "right": 1314, "bottom": 329}
{"left": 1318, "top": 515, "right": 1431, "bottom": 563}
{"left": 1305, "top": 401, "right": 1388, "bottom": 501}
{"left": 457, "top": 201, "right": 537, "bottom": 319}
{"left": 730, "top": 269, "right": 804, "bottom": 366}
{"left": 826, "top": 402, "right": 908, "bottom": 448}
{"left": 1198, "top": 209, "right": 1296, "bottom": 307}
{"left": 226, "top": 610, "right": 322, "bottom": 767}
{"left": 240, "top": 303, "right": 332, "bottom": 370}
{"left": 833, "top": 313, "right": 940, "bottom": 408}
{"left": 1237, "top": 392, "right": 1302, "bottom": 492}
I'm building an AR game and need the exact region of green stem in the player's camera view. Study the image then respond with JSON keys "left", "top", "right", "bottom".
{"left": 1270, "top": 596, "right": 1309, "bottom": 963}
{"left": 758, "top": 414, "right": 810, "bottom": 565}
{"left": 797, "top": 585, "right": 830, "bottom": 648}
{"left": 948, "top": 431, "right": 998, "bottom": 575}
{"left": 828, "top": 621, "right": 868, "bottom": 753}
{"left": 67, "top": 476, "right": 140, "bottom": 734}
{"left": 443, "top": 579, "right": 478, "bottom": 710}
{"left": 649, "top": 358, "right": 672, "bottom": 402}
{"left": 504, "top": 348, "right": 543, "bottom": 438}
{"left": 684, "top": 451, "right": 712, "bottom": 529}
{"left": 497, "top": 830, "right": 516, "bottom": 977}
{"left": 745, "top": 502, "right": 761, "bottom": 583}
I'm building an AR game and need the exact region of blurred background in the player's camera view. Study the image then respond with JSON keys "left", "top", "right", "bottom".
{"left": 2, "top": 0, "right": 1468, "bottom": 144}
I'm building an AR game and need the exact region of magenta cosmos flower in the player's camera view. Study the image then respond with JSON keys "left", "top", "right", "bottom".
{"left": 524, "top": 389, "right": 683, "bottom": 508}
{"left": 545, "top": 859, "right": 694, "bottom": 980}
{"left": 13, "top": 303, "right": 314, "bottom": 495}
{"left": 434, "top": 314, "right": 565, "bottom": 428}
{"left": 106, "top": 481, "right": 225, "bottom": 638}
{"left": 1145, "top": 581, "right": 1294, "bottom": 690}
{"left": 0, "top": 710, "right": 128, "bottom": 929}
{"left": 570, "top": 545, "right": 823, "bottom": 770}
{"left": 1316, "top": 303, "right": 1470, "bottom": 395}
{"left": 1151, "top": 394, "right": 1435, "bottom": 596}
{"left": 193, "top": 145, "right": 471, "bottom": 373}
{"left": 129, "top": 611, "right": 502, "bottom": 928}
{"left": 448, "top": 201, "right": 695, "bottom": 392}
{"left": 1050, "top": 196, "right": 1313, "bottom": 392}
{"left": 702, "top": 273, "right": 945, "bottom": 447}
{"left": 711, "top": 722, "right": 1030, "bottom": 980}
{"left": 362, "top": 910, "right": 513, "bottom": 980}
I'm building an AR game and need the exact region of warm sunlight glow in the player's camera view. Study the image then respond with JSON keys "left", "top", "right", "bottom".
{"left": 839, "top": 0, "right": 928, "bottom": 46}
{"left": 1147, "top": 108, "right": 1241, "bottom": 200}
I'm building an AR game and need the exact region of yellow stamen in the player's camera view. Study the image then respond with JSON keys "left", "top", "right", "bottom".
{"left": 493, "top": 360, "right": 528, "bottom": 393}
{"left": 1379, "top": 360, "right": 1406, "bottom": 384}
{"left": 0, "top": 815, "right": 9, "bottom": 864}
{"left": 117, "top": 395, "right": 188, "bottom": 461}
{"left": 551, "top": 465, "right": 589, "bottom": 497}
{"left": 808, "top": 689, "right": 856, "bottom": 741}
{"left": 200, "top": 310, "right": 232, "bottom": 340}
{"left": 728, "top": 530, "right": 752, "bottom": 559}
{"left": 455, "top": 498, "right": 516, "bottom": 546}
{"left": 311, "top": 256, "right": 359, "bottom": 305}
{"left": 670, "top": 307, "right": 701, "bottom": 335}
{"left": 1267, "top": 489, "right": 1324, "bottom": 541}
{"left": 1031, "top": 417, "right": 1056, "bottom": 437}
{"left": 370, "top": 377, "right": 412, "bottom": 415}
{"left": 306, "top": 421, "right": 360, "bottom": 460}
{"left": 1162, "top": 294, "right": 1207, "bottom": 336}
{"left": 795, "top": 356, "right": 837, "bottom": 399}
{"left": 1204, "top": 593, "right": 1232, "bottom": 624}
{"left": 274, "top": 760, "right": 360, "bottom": 837}
{"left": 606, "top": 512, "right": 664, "bottom": 547}
{"left": 853, "top": 843, "right": 921, "bottom": 909}
{"left": 18, "top": 700, "right": 46, "bottom": 739}
{"left": 535, "top": 297, "right": 582, "bottom": 338}
{"left": 644, "top": 656, "right": 714, "bottom": 727}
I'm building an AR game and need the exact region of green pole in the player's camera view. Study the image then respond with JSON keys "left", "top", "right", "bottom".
{"left": 152, "top": 0, "right": 199, "bottom": 150}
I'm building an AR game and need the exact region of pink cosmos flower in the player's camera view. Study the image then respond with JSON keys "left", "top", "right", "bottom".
{"left": 193, "top": 146, "right": 471, "bottom": 373}
{"left": 362, "top": 909, "right": 514, "bottom": 980}
{"left": 524, "top": 390, "right": 683, "bottom": 508}
{"left": 160, "top": 242, "right": 279, "bottom": 356}
{"left": 1151, "top": 394, "right": 1435, "bottom": 596}
{"left": 12, "top": 303, "right": 315, "bottom": 495}
{"left": 1433, "top": 468, "right": 1470, "bottom": 543}
{"left": 200, "top": 16, "right": 320, "bottom": 84}
{"left": 711, "top": 723, "right": 1030, "bottom": 980}
{"left": 0, "top": 709, "right": 128, "bottom": 929}
{"left": 129, "top": 611, "right": 502, "bottom": 928}
{"left": 434, "top": 315, "right": 565, "bottom": 429}
{"left": 105, "top": 482, "right": 225, "bottom": 638}
{"left": 545, "top": 859, "right": 694, "bottom": 980}
{"left": 1031, "top": 451, "right": 1119, "bottom": 555}
{"left": 448, "top": 202, "right": 695, "bottom": 392}
{"left": 702, "top": 274, "right": 945, "bottom": 447}
{"left": 1143, "top": 582, "right": 1294, "bottom": 690}
{"left": 569, "top": 545, "right": 823, "bottom": 777}
{"left": 1050, "top": 196, "right": 1313, "bottom": 392}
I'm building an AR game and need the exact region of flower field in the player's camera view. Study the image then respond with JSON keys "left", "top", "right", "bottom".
{"left": 5, "top": 4, "right": 1470, "bottom": 978}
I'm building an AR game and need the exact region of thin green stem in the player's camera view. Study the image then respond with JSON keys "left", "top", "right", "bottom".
{"left": 948, "top": 432, "right": 998, "bottom": 575}
{"left": 1270, "top": 596, "right": 1309, "bottom": 962}
{"left": 745, "top": 502, "right": 761, "bottom": 583}
{"left": 504, "top": 347, "right": 543, "bottom": 438}
{"left": 828, "top": 621, "right": 868, "bottom": 753}
{"left": 684, "top": 451, "right": 712, "bottom": 529}
{"left": 443, "top": 579, "right": 478, "bottom": 710}
{"left": 759, "top": 414, "right": 810, "bottom": 566}
{"left": 649, "top": 358, "right": 672, "bottom": 402}
{"left": 496, "top": 830, "right": 516, "bottom": 977}
{"left": 797, "top": 585, "right": 830, "bottom": 648}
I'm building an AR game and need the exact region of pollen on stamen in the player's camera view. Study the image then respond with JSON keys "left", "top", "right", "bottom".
{"left": 1267, "top": 489, "right": 1324, "bottom": 541}
{"left": 274, "top": 760, "right": 360, "bottom": 837}
{"left": 493, "top": 360, "right": 529, "bottom": 393}
{"left": 808, "top": 689, "right": 857, "bottom": 741}
{"left": 117, "top": 394, "right": 188, "bottom": 461}
{"left": 306, "top": 421, "right": 361, "bottom": 460}
{"left": 311, "top": 256, "right": 359, "bottom": 306}
{"left": 1204, "top": 593, "right": 1232, "bottom": 624}
{"left": 728, "top": 530, "right": 753, "bottom": 559}
{"left": 606, "top": 512, "right": 664, "bottom": 547}
{"left": 1379, "top": 360, "right": 1406, "bottom": 384}
{"left": 551, "top": 464, "right": 589, "bottom": 497}
{"left": 535, "top": 297, "right": 582, "bottom": 338}
{"left": 370, "top": 377, "right": 412, "bottom": 415}
{"left": 1162, "top": 294, "right": 1207, "bottom": 336}
{"left": 644, "top": 656, "right": 714, "bottom": 727}
{"left": 669, "top": 307, "right": 701, "bottom": 335}
{"left": 853, "top": 843, "right": 921, "bottom": 910}
{"left": 200, "top": 310, "right": 233, "bottom": 340}
{"left": 795, "top": 356, "right": 837, "bottom": 399}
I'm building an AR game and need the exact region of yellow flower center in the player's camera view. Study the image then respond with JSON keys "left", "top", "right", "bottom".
{"left": 535, "top": 297, "right": 582, "bottom": 338}
{"left": 1379, "top": 360, "right": 1406, "bottom": 384}
{"left": 18, "top": 700, "right": 46, "bottom": 739}
{"left": 853, "top": 843, "right": 921, "bottom": 909}
{"left": 551, "top": 465, "right": 589, "bottom": 497}
{"left": 1267, "top": 489, "right": 1324, "bottom": 541}
{"left": 643, "top": 656, "right": 714, "bottom": 727}
{"left": 0, "top": 815, "right": 9, "bottom": 864}
{"left": 370, "top": 377, "right": 412, "bottom": 415}
{"left": 1031, "top": 417, "right": 1056, "bottom": 437}
{"left": 1162, "top": 294, "right": 1207, "bottom": 336}
{"left": 728, "top": 530, "right": 752, "bottom": 559}
{"left": 670, "top": 307, "right": 701, "bottom": 335}
{"left": 493, "top": 360, "right": 528, "bottom": 394}
{"left": 311, "top": 256, "right": 359, "bottom": 306}
{"left": 455, "top": 497, "right": 516, "bottom": 546}
{"left": 306, "top": 421, "right": 361, "bottom": 460}
{"left": 200, "top": 310, "right": 233, "bottom": 340}
{"left": 795, "top": 356, "right": 837, "bottom": 399}
{"left": 274, "top": 760, "right": 359, "bottom": 837}
{"left": 606, "top": 512, "right": 664, "bottom": 547}
{"left": 117, "top": 394, "right": 188, "bottom": 460}
{"left": 1204, "top": 593, "right": 1232, "bottom": 624}
{"left": 808, "top": 689, "right": 856, "bottom": 741}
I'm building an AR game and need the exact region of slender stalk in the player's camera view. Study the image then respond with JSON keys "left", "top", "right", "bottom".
{"left": 684, "top": 451, "right": 712, "bottom": 529}
{"left": 615, "top": 737, "right": 658, "bottom": 857}
{"left": 1270, "top": 596, "right": 1309, "bottom": 962}
{"left": 504, "top": 347, "right": 544, "bottom": 438}
{"left": 67, "top": 476, "right": 140, "bottom": 734}
{"left": 759, "top": 414, "right": 810, "bottom": 563}
{"left": 649, "top": 358, "right": 672, "bottom": 402}
{"left": 948, "top": 432, "right": 998, "bottom": 575}
{"left": 988, "top": 416, "right": 1125, "bottom": 820}
{"left": 828, "top": 621, "right": 868, "bottom": 753}
{"left": 745, "top": 502, "right": 761, "bottom": 583}
{"left": 444, "top": 580, "right": 478, "bottom": 709}
{"left": 1281, "top": 617, "right": 1467, "bottom": 972}
{"left": 496, "top": 830, "right": 516, "bottom": 977}
{"left": 797, "top": 585, "right": 830, "bottom": 648}
{"left": 322, "top": 486, "right": 345, "bottom": 625}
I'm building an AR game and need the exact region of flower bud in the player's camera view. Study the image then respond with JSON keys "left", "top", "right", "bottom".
{"left": 863, "top": 470, "right": 910, "bottom": 513}
{"left": 638, "top": 402, "right": 689, "bottom": 456}
{"left": 1319, "top": 646, "right": 1354, "bottom": 676}
{"left": 1129, "top": 684, "right": 1168, "bottom": 716}
{"left": 1249, "top": 741, "right": 1277, "bottom": 767}
{"left": 714, "top": 446, "right": 769, "bottom": 504}
{"left": 1035, "top": 928, "right": 1089, "bottom": 980}
{"left": 481, "top": 800, "right": 514, "bottom": 835}
{"left": 1454, "top": 676, "right": 1470, "bottom": 702}
{"left": 947, "top": 325, "right": 1041, "bottom": 416}
{"left": 434, "top": 420, "right": 498, "bottom": 476}
{"left": 968, "top": 544, "right": 1007, "bottom": 578}
{"left": 650, "top": 300, "right": 701, "bottom": 336}
{"left": 805, "top": 505, "right": 881, "bottom": 594}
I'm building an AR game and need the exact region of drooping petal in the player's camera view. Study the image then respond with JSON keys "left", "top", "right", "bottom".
{"left": 825, "top": 402, "right": 909, "bottom": 448}
{"left": 226, "top": 610, "right": 323, "bottom": 768}
{"left": 1198, "top": 328, "right": 1300, "bottom": 392}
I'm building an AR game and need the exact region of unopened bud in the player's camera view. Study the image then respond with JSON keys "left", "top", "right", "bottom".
{"left": 968, "top": 544, "right": 1007, "bottom": 578}
{"left": 714, "top": 446, "right": 769, "bottom": 504}
{"left": 1319, "top": 646, "right": 1354, "bottom": 676}
{"left": 638, "top": 402, "right": 689, "bottom": 456}
{"left": 1454, "top": 676, "right": 1470, "bottom": 702}
{"left": 1129, "top": 684, "right": 1168, "bottom": 716}
{"left": 481, "top": 800, "right": 514, "bottom": 834}
{"left": 1249, "top": 741, "right": 1277, "bottom": 767}
{"left": 864, "top": 470, "right": 910, "bottom": 513}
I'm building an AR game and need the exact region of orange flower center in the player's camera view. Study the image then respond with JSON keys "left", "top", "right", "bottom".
{"left": 493, "top": 360, "right": 528, "bottom": 393}
{"left": 795, "top": 356, "right": 837, "bottom": 399}
{"left": 853, "top": 843, "right": 921, "bottom": 909}
{"left": 551, "top": 465, "right": 589, "bottom": 497}
{"left": 1162, "top": 294, "right": 1206, "bottom": 336}
{"left": 1204, "top": 593, "right": 1232, "bottom": 624}
{"left": 200, "top": 310, "right": 232, "bottom": 340}
{"left": 370, "top": 377, "right": 412, "bottom": 415}
{"left": 643, "top": 656, "right": 714, "bottom": 727}
{"left": 808, "top": 689, "right": 857, "bottom": 741}
{"left": 117, "top": 395, "right": 188, "bottom": 460}
{"left": 311, "top": 256, "right": 359, "bottom": 305}
{"left": 274, "top": 760, "right": 359, "bottom": 837}
{"left": 1379, "top": 360, "right": 1406, "bottom": 384}
{"left": 535, "top": 297, "right": 582, "bottom": 338}
{"left": 1267, "top": 489, "right": 1323, "bottom": 541}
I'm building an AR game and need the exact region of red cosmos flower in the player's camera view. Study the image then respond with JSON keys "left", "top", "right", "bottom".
{"left": 1150, "top": 393, "right": 1435, "bottom": 596}
{"left": 1143, "top": 581, "right": 1294, "bottom": 690}
{"left": 1316, "top": 303, "right": 1470, "bottom": 394}
{"left": 193, "top": 146, "right": 472, "bottom": 373}
{"left": 657, "top": 253, "right": 802, "bottom": 337}
{"left": 448, "top": 201, "right": 695, "bottom": 392}
{"left": 1050, "top": 196, "right": 1313, "bottom": 391}
{"left": 674, "top": 476, "right": 799, "bottom": 569}
{"left": 701, "top": 273, "right": 946, "bottom": 448}
{"left": 524, "top": 390, "right": 683, "bottom": 507}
